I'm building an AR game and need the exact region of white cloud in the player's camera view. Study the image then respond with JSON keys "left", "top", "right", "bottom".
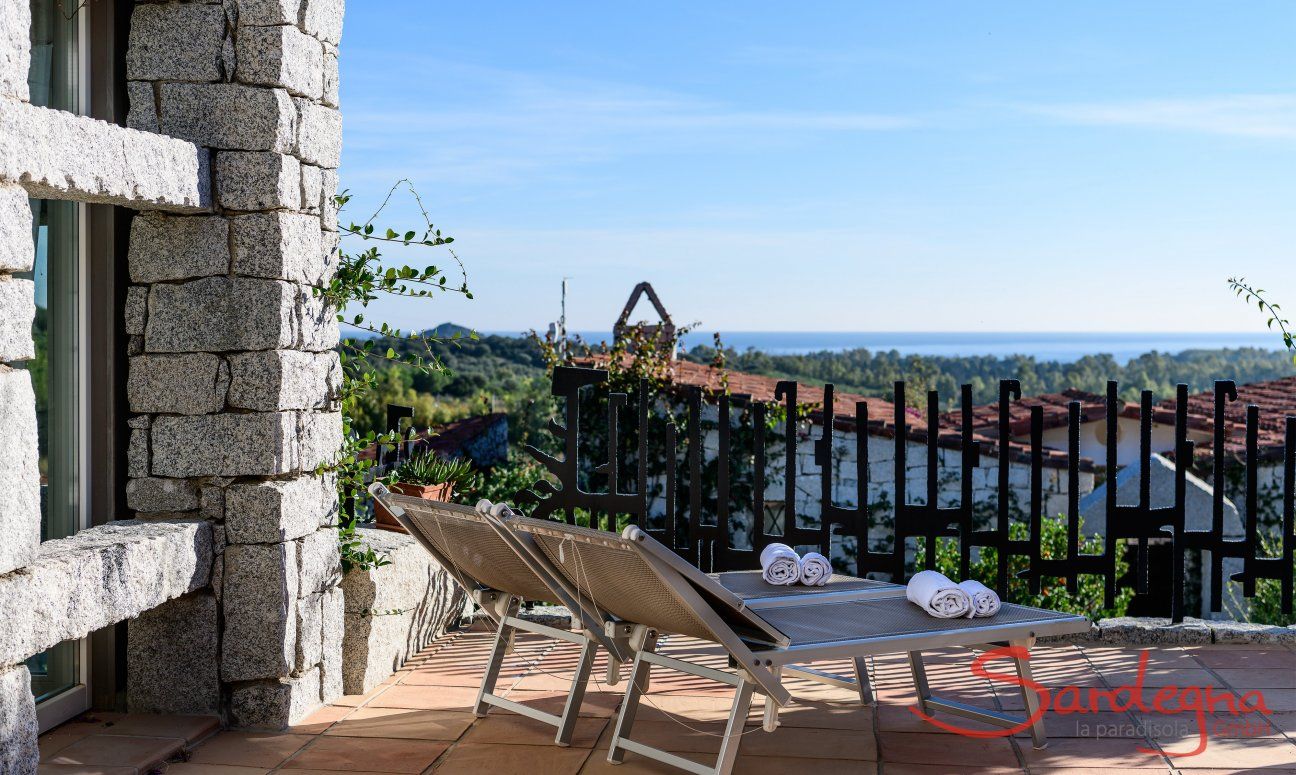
{"left": 1023, "top": 94, "right": 1296, "bottom": 139}
{"left": 342, "top": 61, "right": 918, "bottom": 185}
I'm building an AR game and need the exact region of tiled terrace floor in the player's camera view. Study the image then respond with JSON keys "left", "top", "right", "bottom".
{"left": 40, "top": 629, "right": 1296, "bottom": 774}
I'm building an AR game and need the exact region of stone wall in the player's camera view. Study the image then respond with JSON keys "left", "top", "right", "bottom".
{"left": 339, "top": 528, "right": 467, "bottom": 696}
{"left": 119, "top": 0, "right": 347, "bottom": 728}
{"left": 0, "top": 2, "right": 350, "bottom": 765}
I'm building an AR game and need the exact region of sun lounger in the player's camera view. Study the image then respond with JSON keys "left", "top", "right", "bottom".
{"left": 494, "top": 514, "right": 1090, "bottom": 775}
{"left": 367, "top": 484, "right": 632, "bottom": 746}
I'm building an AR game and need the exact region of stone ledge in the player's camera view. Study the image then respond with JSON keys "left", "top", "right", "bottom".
{"left": 0, "top": 98, "right": 211, "bottom": 212}
{"left": 469, "top": 604, "right": 573, "bottom": 631}
{"left": 0, "top": 520, "right": 214, "bottom": 667}
{"left": 340, "top": 527, "right": 465, "bottom": 695}
{"left": 1036, "top": 616, "right": 1296, "bottom": 646}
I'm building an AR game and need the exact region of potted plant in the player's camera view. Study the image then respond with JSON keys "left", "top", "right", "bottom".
{"left": 373, "top": 450, "right": 475, "bottom": 533}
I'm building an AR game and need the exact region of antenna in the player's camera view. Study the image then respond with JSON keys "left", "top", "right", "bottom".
{"left": 557, "top": 277, "right": 570, "bottom": 357}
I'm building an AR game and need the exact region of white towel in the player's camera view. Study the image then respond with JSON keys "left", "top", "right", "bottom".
{"left": 760, "top": 543, "right": 802, "bottom": 585}
{"left": 958, "top": 579, "right": 1001, "bottom": 617}
{"left": 800, "top": 552, "right": 832, "bottom": 586}
{"left": 906, "top": 570, "right": 972, "bottom": 618}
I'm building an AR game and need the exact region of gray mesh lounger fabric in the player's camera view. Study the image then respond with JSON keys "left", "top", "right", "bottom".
{"left": 492, "top": 520, "right": 1091, "bottom": 775}
{"left": 384, "top": 491, "right": 558, "bottom": 604}
{"left": 369, "top": 486, "right": 621, "bottom": 748}
{"left": 755, "top": 596, "right": 1081, "bottom": 646}
{"left": 712, "top": 570, "right": 899, "bottom": 602}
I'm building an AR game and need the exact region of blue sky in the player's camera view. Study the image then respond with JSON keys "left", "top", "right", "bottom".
{"left": 338, "top": 3, "right": 1295, "bottom": 337}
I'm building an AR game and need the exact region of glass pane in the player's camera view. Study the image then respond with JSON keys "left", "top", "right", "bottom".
{"left": 24, "top": 0, "right": 81, "bottom": 705}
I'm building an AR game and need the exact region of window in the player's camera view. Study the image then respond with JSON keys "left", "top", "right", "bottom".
{"left": 24, "top": 0, "right": 88, "bottom": 726}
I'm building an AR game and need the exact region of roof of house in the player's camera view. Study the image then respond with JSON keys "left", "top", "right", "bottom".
{"left": 574, "top": 354, "right": 1087, "bottom": 470}
{"left": 945, "top": 388, "right": 1112, "bottom": 438}
{"left": 1129, "top": 375, "right": 1296, "bottom": 462}
{"left": 359, "top": 412, "right": 508, "bottom": 463}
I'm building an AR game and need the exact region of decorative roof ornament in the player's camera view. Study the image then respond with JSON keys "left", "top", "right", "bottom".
{"left": 613, "top": 281, "right": 677, "bottom": 360}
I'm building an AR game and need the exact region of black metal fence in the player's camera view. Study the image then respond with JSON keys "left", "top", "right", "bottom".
{"left": 518, "top": 366, "right": 1294, "bottom": 623}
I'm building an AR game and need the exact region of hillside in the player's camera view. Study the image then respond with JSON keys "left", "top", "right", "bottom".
{"left": 348, "top": 327, "right": 1294, "bottom": 437}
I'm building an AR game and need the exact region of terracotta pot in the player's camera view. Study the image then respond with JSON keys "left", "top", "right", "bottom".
{"left": 374, "top": 481, "right": 455, "bottom": 533}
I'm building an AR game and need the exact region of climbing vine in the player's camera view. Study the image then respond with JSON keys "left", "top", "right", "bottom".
{"left": 316, "top": 180, "right": 473, "bottom": 571}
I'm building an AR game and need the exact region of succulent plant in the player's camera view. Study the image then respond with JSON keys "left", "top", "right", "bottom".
{"left": 391, "top": 450, "right": 475, "bottom": 487}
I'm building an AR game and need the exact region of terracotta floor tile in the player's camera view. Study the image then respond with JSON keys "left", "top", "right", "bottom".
{"left": 740, "top": 724, "right": 876, "bottom": 760}
{"left": 881, "top": 766, "right": 1022, "bottom": 775}
{"left": 282, "top": 736, "right": 449, "bottom": 773}
{"left": 459, "top": 713, "right": 608, "bottom": 749}
{"left": 626, "top": 694, "right": 736, "bottom": 724}
{"left": 594, "top": 719, "right": 726, "bottom": 755}
{"left": 39, "top": 729, "right": 99, "bottom": 762}
{"left": 288, "top": 704, "right": 353, "bottom": 735}
{"left": 329, "top": 693, "right": 372, "bottom": 708}
{"left": 1229, "top": 689, "right": 1296, "bottom": 712}
{"left": 1269, "top": 712, "right": 1296, "bottom": 734}
{"left": 578, "top": 750, "right": 715, "bottom": 774}
{"left": 877, "top": 731, "right": 1020, "bottom": 767}
{"left": 323, "top": 707, "right": 476, "bottom": 741}
{"left": 1215, "top": 667, "right": 1296, "bottom": 689}
{"left": 876, "top": 703, "right": 1001, "bottom": 735}
{"left": 45, "top": 735, "right": 185, "bottom": 771}
{"left": 98, "top": 714, "right": 220, "bottom": 744}
{"left": 40, "top": 717, "right": 120, "bottom": 742}
{"left": 1018, "top": 737, "right": 1171, "bottom": 769}
{"left": 399, "top": 667, "right": 513, "bottom": 688}
{"left": 769, "top": 699, "right": 873, "bottom": 731}
{"left": 162, "top": 765, "right": 271, "bottom": 775}
{"left": 1012, "top": 710, "right": 1150, "bottom": 739}
{"left": 1156, "top": 734, "right": 1296, "bottom": 768}
{"left": 1190, "top": 649, "right": 1296, "bottom": 670}
{"left": 431, "top": 742, "right": 590, "bottom": 775}
{"left": 365, "top": 684, "right": 483, "bottom": 711}
{"left": 187, "top": 731, "right": 313, "bottom": 768}
{"left": 733, "top": 757, "right": 876, "bottom": 774}
{"left": 1096, "top": 668, "right": 1223, "bottom": 688}
{"left": 496, "top": 689, "right": 622, "bottom": 718}
{"left": 35, "top": 766, "right": 139, "bottom": 775}
{"left": 1031, "top": 769, "right": 1171, "bottom": 775}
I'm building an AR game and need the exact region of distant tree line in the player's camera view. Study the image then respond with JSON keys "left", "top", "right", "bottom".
{"left": 682, "top": 345, "right": 1295, "bottom": 409}
{"left": 353, "top": 325, "right": 1294, "bottom": 436}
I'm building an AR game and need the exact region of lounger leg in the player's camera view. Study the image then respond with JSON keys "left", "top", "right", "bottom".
{"left": 716, "top": 677, "right": 756, "bottom": 775}
{"left": 473, "top": 598, "right": 519, "bottom": 717}
{"left": 853, "top": 656, "right": 873, "bottom": 706}
{"left": 1012, "top": 639, "right": 1047, "bottom": 750}
{"left": 608, "top": 632, "right": 658, "bottom": 765}
{"left": 554, "top": 637, "right": 597, "bottom": 747}
{"left": 908, "top": 651, "right": 932, "bottom": 715}
{"left": 761, "top": 667, "right": 781, "bottom": 732}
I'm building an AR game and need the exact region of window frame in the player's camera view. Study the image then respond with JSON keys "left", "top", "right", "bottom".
{"left": 30, "top": 0, "right": 132, "bottom": 731}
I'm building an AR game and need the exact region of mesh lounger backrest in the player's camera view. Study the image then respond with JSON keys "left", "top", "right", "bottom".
{"left": 505, "top": 515, "right": 784, "bottom": 646}
{"left": 385, "top": 492, "right": 558, "bottom": 604}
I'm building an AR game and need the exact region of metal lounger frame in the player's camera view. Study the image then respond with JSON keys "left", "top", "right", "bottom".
{"left": 501, "top": 517, "right": 1089, "bottom": 775}
{"left": 367, "top": 485, "right": 628, "bottom": 746}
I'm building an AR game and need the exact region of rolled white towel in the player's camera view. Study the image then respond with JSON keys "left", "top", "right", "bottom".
{"left": 958, "top": 579, "right": 1001, "bottom": 617}
{"left": 907, "top": 570, "right": 972, "bottom": 618}
{"left": 760, "top": 543, "right": 802, "bottom": 585}
{"left": 800, "top": 552, "right": 832, "bottom": 586}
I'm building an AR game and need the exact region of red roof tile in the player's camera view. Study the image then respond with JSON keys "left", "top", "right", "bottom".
{"left": 944, "top": 388, "right": 1112, "bottom": 438}
{"left": 1127, "top": 376, "right": 1296, "bottom": 462}
{"left": 574, "top": 355, "right": 1087, "bottom": 470}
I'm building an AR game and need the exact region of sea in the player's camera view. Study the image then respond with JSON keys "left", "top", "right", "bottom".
{"left": 531, "top": 331, "right": 1287, "bottom": 365}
